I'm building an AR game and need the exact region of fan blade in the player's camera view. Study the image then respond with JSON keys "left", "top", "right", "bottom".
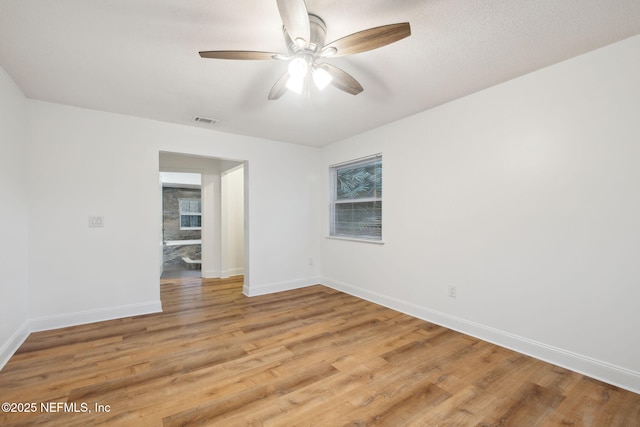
{"left": 320, "top": 63, "right": 363, "bottom": 95}
{"left": 199, "top": 51, "right": 280, "bottom": 60}
{"left": 268, "top": 72, "right": 290, "bottom": 100}
{"left": 324, "top": 23, "right": 411, "bottom": 57}
{"left": 276, "top": 0, "right": 310, "bottom": 44}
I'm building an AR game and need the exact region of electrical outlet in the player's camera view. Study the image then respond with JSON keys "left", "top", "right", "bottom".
{"left": 448, "top": 285, "right": 457, "bottom": 298}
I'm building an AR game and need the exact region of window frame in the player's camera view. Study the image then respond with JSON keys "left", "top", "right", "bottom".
{"left": 329, "top": 154, "right": 383, "bottom": 243}
{"left": 179, "top": 198, "right": 202, "bottom": 230}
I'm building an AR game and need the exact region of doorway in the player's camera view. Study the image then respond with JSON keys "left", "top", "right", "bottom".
{"left": 160, "top": 172, "right": 202, "bottom": 279}
{"left": 159, "top": 152, "right": 246, "bottom": 281}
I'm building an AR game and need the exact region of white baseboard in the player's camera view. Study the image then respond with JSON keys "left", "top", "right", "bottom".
{"left": 321, "top": 277, "right": 640, "bottom": 395}
{"left": 243, "top": 276, "right": 321, "bottom": 297}
{"left": 220, "top": 268, "right": 244, "bottom": 279}
{"left": 29, "top": 300, "right": 163, "bottom": 332}
{"left": 0, "top": 321, "right": 31, "bottom": 371}
{"left": 202, "top": 269, "right": 221, "bottom": 279}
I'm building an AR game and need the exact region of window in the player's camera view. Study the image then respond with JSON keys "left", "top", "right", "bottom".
{"left": 330, "top": 154, "right": 382, "bottom": 241}
{"left": 179, "top": 198, "right": 202, "bottom": 230}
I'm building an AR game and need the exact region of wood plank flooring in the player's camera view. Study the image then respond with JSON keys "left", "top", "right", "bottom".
{"left": 1, "top": 276, "right": 638, "bottom": 426}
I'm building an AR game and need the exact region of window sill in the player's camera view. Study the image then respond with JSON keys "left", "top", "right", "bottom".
{"left": 325, "top": 236, "right": 385, "bottom": 245}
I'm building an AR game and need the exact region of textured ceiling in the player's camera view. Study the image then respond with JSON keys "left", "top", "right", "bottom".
{"left": 1, "top": 0, "right": 639, "bottom": 147}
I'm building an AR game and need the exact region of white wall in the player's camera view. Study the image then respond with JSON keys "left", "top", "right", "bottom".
{"left": 0, "top": 66, "right": 30, "bottom": 367}
{"left": 27, "top": 103, "right": 164, "bottom": 329}
{"left": 320, "top": 36, "right": 640, "bottom": 393}
{"left": 25, "top": 100, "right": 321, "bottom": 332}
{"left": 159, "top": 172, "right": 201, "bottom": 187}
{"left": 222, "top": 165, "right": 245, "bottom": 277}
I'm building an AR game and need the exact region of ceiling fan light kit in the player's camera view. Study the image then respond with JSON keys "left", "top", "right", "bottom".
{"left": 312, "top": 66, "right": 333, "bottom": 90}
{"left": 198, "top": 0, "right": 411, "bottom": 100}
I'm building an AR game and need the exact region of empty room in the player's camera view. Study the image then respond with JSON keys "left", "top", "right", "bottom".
{"left": 1, "top": 0, "right": 639, "bottom": 425}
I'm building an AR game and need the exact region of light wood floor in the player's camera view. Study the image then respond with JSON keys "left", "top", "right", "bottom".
{"left": 1, "top": 277, "right": 638, "bottom": 426}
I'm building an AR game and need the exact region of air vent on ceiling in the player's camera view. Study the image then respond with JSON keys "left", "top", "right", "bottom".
{"left": 193, "top": 116, "right": 218, "bottom": 125}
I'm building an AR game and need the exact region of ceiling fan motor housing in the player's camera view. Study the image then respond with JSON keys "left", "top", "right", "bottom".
{"left": 284, "top": 13, "right": 327, "bottom": 55}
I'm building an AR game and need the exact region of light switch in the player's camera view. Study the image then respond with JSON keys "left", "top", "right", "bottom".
{"left": 89, "top": 216, "right": 104, "bottom": 228}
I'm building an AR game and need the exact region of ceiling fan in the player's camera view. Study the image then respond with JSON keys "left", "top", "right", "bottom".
{"left": 199, "top": 0, "right": 411, "bottom": 100}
